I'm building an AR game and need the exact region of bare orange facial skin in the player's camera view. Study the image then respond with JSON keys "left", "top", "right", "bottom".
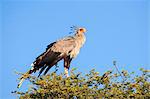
{"left": 79, "top": 28, "right": 86, "bottom": 33}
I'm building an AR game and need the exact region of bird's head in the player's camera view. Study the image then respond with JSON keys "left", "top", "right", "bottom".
{"left": 70, "top": 26, "right": 86, "bottom": 35}
{"left": 78, "top": 28, "right": 86, "bottom": 33}
{"left": 76, "top": 28, "right": 86, "bottom": 35}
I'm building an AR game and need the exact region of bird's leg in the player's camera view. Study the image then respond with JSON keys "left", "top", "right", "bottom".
{"left": 64, "top": 56, "right": 72, "bottom": 77}
{"left": 64, "top": 66, "right": 69, "bottom": 77}
{"left": 54, "top": 63, "right": 59, "bottom": 73}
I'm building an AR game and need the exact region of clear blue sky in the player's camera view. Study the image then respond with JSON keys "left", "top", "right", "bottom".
{"left": 1, "top": 0, "right": 149, "bottom": 98}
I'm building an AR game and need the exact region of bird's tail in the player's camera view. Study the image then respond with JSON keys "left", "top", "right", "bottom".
{"left": 17, "top": 70, "right": 31, "bottom": 88}
{"left": 17, "top": 64, "right": 36, "bottom": 88}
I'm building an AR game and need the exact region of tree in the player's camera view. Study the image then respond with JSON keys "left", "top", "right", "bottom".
{"left": 12, "top": 68, "right": 150, "bottom": 99}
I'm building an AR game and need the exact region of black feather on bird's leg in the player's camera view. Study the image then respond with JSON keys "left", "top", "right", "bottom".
{"left": 64, "top": 56, "right": 72, "bottom": 77}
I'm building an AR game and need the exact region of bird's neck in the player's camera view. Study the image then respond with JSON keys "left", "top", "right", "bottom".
{"left": 75, "top": 32, "right": 86, "bottom": 46}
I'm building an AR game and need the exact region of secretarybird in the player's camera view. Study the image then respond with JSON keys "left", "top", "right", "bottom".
{"left": 17, "top": 27, "right": 86, "bottom": 88}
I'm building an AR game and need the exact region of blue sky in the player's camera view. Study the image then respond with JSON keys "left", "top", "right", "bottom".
{"left": 1, "top": 0, "right": 149, "bottom": 98}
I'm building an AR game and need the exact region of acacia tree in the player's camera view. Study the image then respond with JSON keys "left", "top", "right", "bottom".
{"left": 13, "top": 68, "right": 150, "bottom": 99}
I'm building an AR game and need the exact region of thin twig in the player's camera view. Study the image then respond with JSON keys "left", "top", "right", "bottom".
{"left": 113, "top": 61, "right": 124, "bottom": 81}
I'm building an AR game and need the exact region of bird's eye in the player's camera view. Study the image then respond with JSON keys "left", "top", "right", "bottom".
{"left": 79, "top": 28, "right": 84, "bottom": 32}
{"left": 79, "top": 28, "right": 86, "bottom": 33}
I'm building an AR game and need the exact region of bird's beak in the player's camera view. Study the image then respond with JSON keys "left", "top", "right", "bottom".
{"left": 84, "top": 28, "right": 87, "bottom": 33}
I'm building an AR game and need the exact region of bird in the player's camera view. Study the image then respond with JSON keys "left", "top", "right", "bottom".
{"left": 17, "top": 27, "right": 86, "bottom": 88}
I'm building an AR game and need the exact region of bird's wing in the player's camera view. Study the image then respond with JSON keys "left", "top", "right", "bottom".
{"left": 32, "top": 36, "right": 76, "bottom": 74}
{"left": 18, "top": 37, "right": 77, "bottom": 88}
{"left": 50, "top": 36, "right": 76, "bottom": 53}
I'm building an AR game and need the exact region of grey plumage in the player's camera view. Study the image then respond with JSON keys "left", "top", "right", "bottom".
{"left": 17, "top": 27, "right": 86, "bottom": 88}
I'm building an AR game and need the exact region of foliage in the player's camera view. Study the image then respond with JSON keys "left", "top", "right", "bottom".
{"left": 13, "top": 68, "right": 150, "bottom": 99}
